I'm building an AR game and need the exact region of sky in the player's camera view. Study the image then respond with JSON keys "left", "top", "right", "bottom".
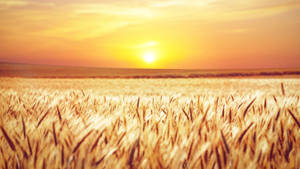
{"left": 0, "top": 0, "right": 300, "bottom": 69}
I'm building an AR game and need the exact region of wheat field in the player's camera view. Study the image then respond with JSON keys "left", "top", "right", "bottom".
{"left": 0, "top": 78, "right": 299, "bottom": 169}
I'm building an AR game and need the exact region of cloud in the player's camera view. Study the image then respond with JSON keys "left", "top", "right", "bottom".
{"left": 214, "top": 1, "right": 300, "bottom": 21}
{"left": 133, "top": 41, "right": 159, "bottom": 48}
{"left": 151, "top": 0, "right": 184, "bottom": 7}
{"left": 73, "top": 3, "right": 155, "bottom": 18}
{"left": 0, "top": 0, "right": 55, "bottom": 10}
{"left": 0, "top": 0, "right": 299, "bottom": 41}
{"left": 0, "top": 0, "right": 28, "bottom": 6}
{"left": 0, "top": 0, "right": 28, "bottom": 10}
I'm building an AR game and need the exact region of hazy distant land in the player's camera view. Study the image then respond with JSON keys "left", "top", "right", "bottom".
{"left": 0, "top": 62, "right": 299, "bottom": 78}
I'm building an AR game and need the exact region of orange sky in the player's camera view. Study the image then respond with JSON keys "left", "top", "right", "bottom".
{"left": 0, "top": 0, "right": 300, "bottom": 69}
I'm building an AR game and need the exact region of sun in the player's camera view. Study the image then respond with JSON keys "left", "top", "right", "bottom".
{"left": 143, "top": 51, "right": 156, "bottom": 64}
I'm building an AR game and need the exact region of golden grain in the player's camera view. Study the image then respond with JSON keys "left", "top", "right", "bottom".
{"left": 0, "top": 78, "right": 299, "bottom": 169}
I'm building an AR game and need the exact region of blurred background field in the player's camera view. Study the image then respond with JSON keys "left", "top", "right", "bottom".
{"left": 1, "top": 63, "right": 300, "bottom": 78}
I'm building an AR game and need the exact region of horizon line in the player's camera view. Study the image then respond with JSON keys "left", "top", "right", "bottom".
{"left": 1, "top": 61, "right": 300, "bottom": 71}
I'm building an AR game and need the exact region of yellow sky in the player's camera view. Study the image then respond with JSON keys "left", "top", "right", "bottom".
{"left": 0, "top": 0, "right": 300, "bottom": 69}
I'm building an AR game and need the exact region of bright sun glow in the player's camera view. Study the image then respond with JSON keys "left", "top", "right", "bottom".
{"left": 143, "top": 51, "right": 156, "bottom": 64}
